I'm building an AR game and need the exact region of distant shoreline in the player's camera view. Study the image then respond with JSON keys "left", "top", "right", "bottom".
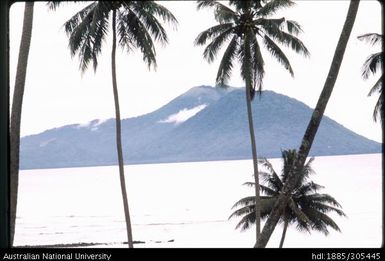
{"left": 19, "top": 152, "right": 382, "bottom": 171}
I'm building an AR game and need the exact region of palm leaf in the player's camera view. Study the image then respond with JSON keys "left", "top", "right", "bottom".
{"left": 231, "top": 196, "right": 255, "bottom": 209}
{"left": 362, "top": 52, "right": 382, "bottom": 79}
{"left": 372, "top": 88, "right": 383, "bottom": 122}
{"left": 216, "top": 35, "right": 239, "bottom": 86}
{"left": 194, "top": 23, "right": 234, "bottom": 46}
{"left": 288, "top": 198, "right": 310, "bottom": 224}
{"left": 263, "top": 35, "right": 294, "bottom": 76}
{"left": 202, "top": 27, "right": 235, "bottom": 63}
{"left": 305, "top": 202, "right": 346, "bottom": 217}
{"left": 295, "top": 181, "right": 324, "bottom": 196}
{"left": 260, "top": 21, "right": 309, "bottom": 57}
{"left": 285, "top": 20, "right": 303, "bottom": 35}
{"left": 257, "top": 0, "right": 295, "bottom": 17}
{"left": 250, "top": 31, "right": 265, "bottom": 94}
{"left": 64, "top": 2, "right": 97, "bottom": 36}
{"left": 306, "top": 194, "right": 343, "bottom": 208}
{"left": 119, "top": 9, "right": 157, "bottom": 69}
{"left": 368, "top": 74, "right": 383, "bottom": 97}
{"left": 305, "top": 208, "right": 342, "bottom": 234}
{"left": 259, "top": 184, "right": 278, "bottom": 196}
{"left": 358, "top": 33, "right": 383, "bottom": 46}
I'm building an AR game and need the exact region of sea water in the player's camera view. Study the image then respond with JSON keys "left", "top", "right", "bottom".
{"left": 13, "top": 153, "right": 382, "bottom": 248}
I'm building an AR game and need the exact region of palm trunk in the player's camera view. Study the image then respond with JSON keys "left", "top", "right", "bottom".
{"left": 245, "top": 87, "right": 261, "bottom": 243}
{"left": 111, "top": 9, "right": 134, "bottom": 248}
{"left": 279, "top": 219, "right": 288, "bottom": 248}
{"left": 10, "top": 2, "right": 34, "bottom": 247}
{"left": 255, "top": 0, "right": 360, "bottom": 248}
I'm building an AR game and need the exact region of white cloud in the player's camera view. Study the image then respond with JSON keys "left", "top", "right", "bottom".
{"left": 75, "top": 118, "right": 109, "bottom": 131}
{"left": 159, "top": 104, "right": 207, "bottom": 125}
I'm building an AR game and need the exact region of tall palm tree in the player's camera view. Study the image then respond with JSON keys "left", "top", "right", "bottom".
{"left": 194, "top": 0, "right": 309, "bottom": 242}
{"left": 10, "top": 1, "right": 34, "bottom": 246}
{"left": 256, "top": 0, "right": 360, "bottom": 248}
{"left": 358, "top": 33, "right": 383, "bottom": 123}
{"left": 230, "top": 150, "right": 345, "bottom": 248}
{"left": 52, "top": 1, "right": 177, "bottom": 248}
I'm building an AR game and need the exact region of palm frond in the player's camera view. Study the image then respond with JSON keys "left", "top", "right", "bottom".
{"left": 250, "top": 31, "right": 265, "bottom": 94}
{"left": 228, "top": 0, "right": 253, "bottom": 12}
{"left": 260, "top": 184, "right": 279, "bottom": 196}
{"left": 358, "top": 33, "right": 383, "bottom": 46}
{"left": 214, "top": 3, "right": 237, "bottom": 23}
{"left": 194, "top": 23, "right": 234, "bottom": 46}
{"left": 260, "top": 21, "right": 309, "bottom": 58}
{"left": 202, "top": 27, "right": 235, "bottom": 63}
{"left": 197, "top": 1, "right": 237, "bottom": 23}
{"left": 231, "top": 196, "right": 256, "bottom": 209}
{"left": 239, "top": 29, "right": 255, "bottom": 99}
{"left": 47, "top": 1, "right": 66, "bottom": 11}
{"left": 234, "top": 211, "right": 255, "bottom": 231}
{"left": 263, "top": 35, "right": 293, "bottom": 76}
{"left": 306, "top": 209, "right": 342, "bottom": 234}
{"left": 260, "top": 171, "right": 282, "bottom": 193}
{"left": 306, "top": 194, "right": 343, "bottom": 208}
{"left": 125, "top": 1, "right": 178, "bottom": 46}
{"left": 372, "top": 88, "right": 383, "bottom": 123}
{"left": 118, "top": 9, "right": 157, "bottom": 69}
{"left": 196, "top": 0, "right": 219, "bottom": 10}
{"left": 64, "top": 2, "right": 98, "bottom": 36}
{"left": 216, "top": 35, "right": 239, "bottom": 86}
{"left": 368, "top": 74, "right": 383, "bottom": 97}
{"left": 126, "top": 6, "right": 169, "bottom": 46}
{"left": 285, "top": 20, "right": 303, "bottom": 35}
{"left": 243, "top": 181, "right": 255, "bottom": 187}
{"left": 65, "top": 2, "right": 107, "bottom": 72}
{"left": 295, "top": 181, "right": 324, "bottom": 196}
{"left": 362, "top": 52, "right": 382, "bottom": 79}
{"left": 138, "top": 1, "right": 178, "bottom": 27}
{"left": 257, "top": 0, "right": 295, "bottom": 17}
{"left": 288, "top": 198, "right": 310, "bottom": 224}
{"left": 259, "top": 158, "right": 281, "bottom": 185}
{"left": 305, "top": 202, "right": 346, "bottom": 217}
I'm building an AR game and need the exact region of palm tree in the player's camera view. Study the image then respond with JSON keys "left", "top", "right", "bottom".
{"left": 52, "top": 1, "right": 177, "bottom": 248}
{"left": 194, "top": 0, "right": 309, "bottom": 242}
{"left": 230, "top": 150, "right": 346, "bottom": 248}
{"left": 10, "top": 1, "right": 34, "bottom": 246}
{"left": 256, "top": 0, "right": 360, "bottom": 248}
{"left": 357, "top": 33, "right": 383, "bottom": 123}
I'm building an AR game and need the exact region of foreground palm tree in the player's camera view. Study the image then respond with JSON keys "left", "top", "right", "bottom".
{"left": 256, "top": 0, "right": 360, "bottom": 248}
{"left": 56, "top": 1, "right": 177, "bottom": 248}
{"left": 230, "top": 150, "right": 345, "bottom": 248}
{"left": 358, "top": 33, "right": 383, "bottom": 123}
{"left": 10, "top": 1, "right": 34, "bottom": 246}
{"left": 194, "top": 0, "right": 309, "bottom": 242}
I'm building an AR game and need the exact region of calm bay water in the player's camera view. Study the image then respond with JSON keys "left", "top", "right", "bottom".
{"left": 14, "top": 154, "right": 382, "bottom": 248}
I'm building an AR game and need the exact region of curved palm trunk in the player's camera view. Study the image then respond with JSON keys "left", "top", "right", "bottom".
{"left": 255, "top": 0, "right": 360, "bottom": 248}
{"left": 279, "top": 219, "right": 288, "bottom": 248}
{"left": 245, "top": 87, "right": 261, "bottom": 243}
{"left": 10, "top": 1, "right": 34, "bottom": 246}
{"left": 111, "top": 10, "right": 134, "bottom": 248}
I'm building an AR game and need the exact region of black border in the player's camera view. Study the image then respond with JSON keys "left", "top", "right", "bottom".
{"left": 0, "top": 0, "right": 10, "bottom": 249}
{"left": 1, "top": 0, "right": 384, "bottom": 259}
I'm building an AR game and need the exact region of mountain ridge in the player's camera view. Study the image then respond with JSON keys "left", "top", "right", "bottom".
{"left": 20, "top": 85, "right": 381, "bottom": 170}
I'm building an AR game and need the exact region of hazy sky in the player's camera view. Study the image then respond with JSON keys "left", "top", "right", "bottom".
{"left": 9, "top": 1, "right": 382, "bottom": 143}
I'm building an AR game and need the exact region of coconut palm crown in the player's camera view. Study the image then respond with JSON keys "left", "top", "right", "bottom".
{"left": 229, "top": 149, "right": 346, "bottom": 247}
{"left": 358, "top": 33, "right": 383, "bottom": 123}
{"left": 58, "top": 1, "right": 177, "bottom": 72}
{"left": 194, "top": 0, "right": 309, "bottom": 99}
